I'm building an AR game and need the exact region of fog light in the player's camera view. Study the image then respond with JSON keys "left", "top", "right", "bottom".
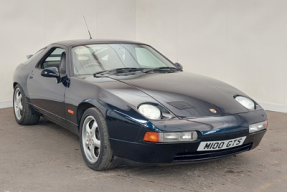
{"left": 249, "top": 120, "right": 268, "bottom": 133}
{"left": 159, "top": 131, "right": 198, "bottom": 142}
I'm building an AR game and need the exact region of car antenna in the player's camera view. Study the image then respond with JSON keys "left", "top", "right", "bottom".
{"left": 83, "top": 15, "right": 92, "bottom": 39}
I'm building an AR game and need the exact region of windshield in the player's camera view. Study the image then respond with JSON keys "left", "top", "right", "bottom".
{"left": 72, "top": 44, "right": 176, "bottom": 75}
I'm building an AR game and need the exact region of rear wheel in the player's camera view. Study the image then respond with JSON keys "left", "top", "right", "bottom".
{"left": 79, "top": 107, "right": 114, "bottom": 170}
{"left": 13, "top": 85, "right": 40, "bottom": 125}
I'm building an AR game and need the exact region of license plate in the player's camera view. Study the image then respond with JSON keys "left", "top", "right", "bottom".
{"left": 197, "top": 136, "right": 246, "bottom": 151}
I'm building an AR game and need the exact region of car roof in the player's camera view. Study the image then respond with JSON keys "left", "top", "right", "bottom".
{"left": 52, "top": 39, "right": 147, "bottom": 47}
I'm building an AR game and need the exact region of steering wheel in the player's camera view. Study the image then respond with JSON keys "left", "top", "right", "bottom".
{"left": 77, "top": 63, "right": 103, "bottom": 74}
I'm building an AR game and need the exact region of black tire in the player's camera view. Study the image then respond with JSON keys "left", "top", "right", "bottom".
{"left": 79, "top": 107, "right": 115, "bottom": 171}
{"left": 13, "top": 84, "right": 40, "bottom": 125}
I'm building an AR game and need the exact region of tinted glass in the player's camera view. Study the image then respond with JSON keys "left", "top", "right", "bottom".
{"left": 40, "top": 48, "right": 65, "bottom": 69}
{"left": 72, "top": 44, "right": 175, "bottom": 75}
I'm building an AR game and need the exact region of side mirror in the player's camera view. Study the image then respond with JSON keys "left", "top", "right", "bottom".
{"left": 174, "top": 62, "right": 183, "bottom": 70}
{"left": 41, "top": 67, "right": 60, "bottom": 81}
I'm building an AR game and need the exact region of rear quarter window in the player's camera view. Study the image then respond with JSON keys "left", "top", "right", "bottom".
{"left": 22, "top": 48, "right": 46, "bottom": 65}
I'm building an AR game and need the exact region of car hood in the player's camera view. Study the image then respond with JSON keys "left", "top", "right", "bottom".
{"left": 110, "top": 71, "right": 249, "bottom": 118}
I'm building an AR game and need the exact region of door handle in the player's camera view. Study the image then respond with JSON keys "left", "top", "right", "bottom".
{"left": 29, "top": 74, "right": 34, "bottom": 79}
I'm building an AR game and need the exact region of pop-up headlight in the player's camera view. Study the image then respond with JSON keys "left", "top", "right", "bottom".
{"left": 235, "top": 96, "right": 255, "bottom": 110}
{"left": 138, "top": 104, "right": 161, "bottom": 120}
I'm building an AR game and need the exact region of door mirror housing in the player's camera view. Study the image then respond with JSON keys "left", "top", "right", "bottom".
{"left": 41, "top": 67, "right": 60, "bottom": 81}
{"left": 174, "top": 62, "right": 183, "bottom": 70}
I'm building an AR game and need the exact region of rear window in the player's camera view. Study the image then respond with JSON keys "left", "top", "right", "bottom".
{"left": 22, "top": 48, "right": 46, "bottom": 65}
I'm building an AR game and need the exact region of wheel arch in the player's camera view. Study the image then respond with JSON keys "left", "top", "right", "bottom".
{"left": 13, "top": 81, "right": 30, "bottom": 99}
{"left": 76, "top": 100, "right": 108, "bottom": 130}
{"left": 76, "top": 97, "right": 145, "bottom": 143}
{"left": 13, "top": 82, "right": 18, "bottom": 88}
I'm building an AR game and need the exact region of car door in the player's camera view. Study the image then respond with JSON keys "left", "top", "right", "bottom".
{"left": 27, "top": 46, "right": 68, "bottom": 124}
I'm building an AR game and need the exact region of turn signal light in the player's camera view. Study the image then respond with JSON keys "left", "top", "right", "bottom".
{"left": 143, "top": 132, "right": 159, "bottom": 142}
{"left": 68, "top": 109, "right": 74, "bottom": 114}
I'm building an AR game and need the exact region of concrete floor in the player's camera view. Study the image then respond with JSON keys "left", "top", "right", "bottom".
{"left": 0, "top": 108, "right": 286, "bottom": 192}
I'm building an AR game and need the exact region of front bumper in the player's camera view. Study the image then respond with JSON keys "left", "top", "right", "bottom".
{"left": 110, "top": 129, "right": 266, "bottom": 163}
{"left": 109, "top": 109, "right": 268, "bottom": 164}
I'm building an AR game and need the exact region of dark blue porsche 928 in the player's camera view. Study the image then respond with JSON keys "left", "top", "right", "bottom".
{"left": 13, "top": 39, "right": 268, "bottom": 170}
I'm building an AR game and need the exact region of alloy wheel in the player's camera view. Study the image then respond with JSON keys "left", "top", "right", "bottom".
{"left": 82, "top": 116, "right": 101, "bottom": 164}
{"left": 14, "top": 88, "right": 23, "bottom": 120}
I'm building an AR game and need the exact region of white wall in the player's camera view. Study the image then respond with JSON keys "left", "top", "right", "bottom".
{"left": 1, "top": 0, "right": 287, "bottom": 113}
{"left": 137, "top": 0, "right": 287, "bottom": 113}
{"left": 0, "top": 0, "right": 136, "bottom": 107}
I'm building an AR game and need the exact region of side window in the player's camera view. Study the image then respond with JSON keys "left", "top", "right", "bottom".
{"left": 40, "top": 48, "right": 65, "bottom": 69}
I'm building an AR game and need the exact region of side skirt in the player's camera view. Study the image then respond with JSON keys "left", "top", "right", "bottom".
{"left": 30, "top": 103, "right": 79, "bottom": 136}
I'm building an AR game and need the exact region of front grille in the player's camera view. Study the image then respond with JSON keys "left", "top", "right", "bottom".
{"left": 173, "top": 143, "right": 252, "bottom": 162}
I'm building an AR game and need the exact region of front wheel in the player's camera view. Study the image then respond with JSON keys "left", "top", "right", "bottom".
{"left": 79, "top": 108, "right": 114, "bottom": 171}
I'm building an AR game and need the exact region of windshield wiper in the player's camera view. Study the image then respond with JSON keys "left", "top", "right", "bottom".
{"left": 93, "top": 68, "right": 144, "bottom": 77}
{"left": 94, "top": 67, "right": 180, "bottom": 77}
{"left": 142, "top": 67, "right": 179, "bottom": 73}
